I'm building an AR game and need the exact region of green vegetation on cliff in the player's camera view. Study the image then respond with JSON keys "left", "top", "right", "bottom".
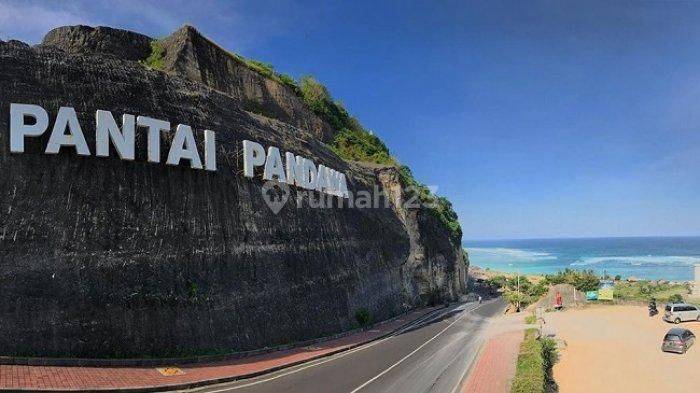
{"left": 142, "top": 40, "right": 165, "bottom": 70}
{"left": 299, "top": 76, "right": 363, "bottom": 133}
{"left": 399, "top": 166, "right": 462, "bottom": 240}
{"left": 234, "top": 55, "right": 463, "bottom": 241}
{"left": 332, "top": 128, "right": 395, "bottom": 164}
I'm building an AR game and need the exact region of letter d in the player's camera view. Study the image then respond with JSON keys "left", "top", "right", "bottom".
{"left": 10, "top": 103, "right": 49, "bottom": 153}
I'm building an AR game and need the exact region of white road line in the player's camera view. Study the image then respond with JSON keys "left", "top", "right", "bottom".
{"left": 193, "top": 305, "right": 457, "bottom": 392}
{"left": 189, "top": 301, "right": 489, "bottom": 393}
{"left": 195, "top": 337, "right": 391, "bottom": 392}
{"left": 349, "top": 301, "right": 491, "bottom": 393}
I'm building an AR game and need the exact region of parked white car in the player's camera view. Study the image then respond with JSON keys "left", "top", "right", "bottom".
{"left": 663, "top": 303, "right": 700, "bottom": 324}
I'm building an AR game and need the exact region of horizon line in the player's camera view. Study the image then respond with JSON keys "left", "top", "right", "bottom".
{"left": 462, "top": 234, "right": 700, "bottom": 243}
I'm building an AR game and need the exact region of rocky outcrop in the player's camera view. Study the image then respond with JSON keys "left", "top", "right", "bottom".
{"left": 158, "top": 26, "right": 336, "bottom": 143}
{"left": 43, "top": 25, "right": 152, "bottom": 61}
{"left": 0, "top": 25, "right": 466, "bottom": 358}
{"left": 376, "top": 167, "right": 468, "bottom": 303}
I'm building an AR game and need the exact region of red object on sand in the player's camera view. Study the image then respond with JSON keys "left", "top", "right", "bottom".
{"left": 555, "top": 291, "right": 563, "bottom": 308}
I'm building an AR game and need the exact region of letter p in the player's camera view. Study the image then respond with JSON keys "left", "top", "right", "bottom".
{"left": 243, "top": 140, "right": 266, "bottom": 178}
{"left": 10, "top": 103, "right": 49, "bottom": 153}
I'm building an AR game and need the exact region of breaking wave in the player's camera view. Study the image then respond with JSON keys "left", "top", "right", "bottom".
{"left": 570, "top": 255, "right": 700, "bottom": 267}
{"left": 468, "top": 247, "right": 556, "bottom": 262}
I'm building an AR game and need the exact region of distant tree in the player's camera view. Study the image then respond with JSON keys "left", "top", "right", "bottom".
{"left": 544, "top": 269, "right": 600, "bottom": 292}
{"left": 669, "top": 294, "right": 684, "bottom": 304}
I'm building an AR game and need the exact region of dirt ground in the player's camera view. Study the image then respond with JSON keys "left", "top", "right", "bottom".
{"left": 547, "top": 305, "right": 700, "bottom": 393}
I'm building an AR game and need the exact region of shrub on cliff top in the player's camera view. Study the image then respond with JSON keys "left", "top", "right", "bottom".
{"left": 142, "top": 40, "right": 165, "bottom": 70}
{"left": 244, "top": 59, "right": 275, "bottom": 78}
{"left": 232, "top": 53, "right": 301, "bottom": 94}
{"left": 299, "top": 76, "right": 360, "bottom": 132}
{"left": 431, "top": 196, "right": 462, "bottom": 241}
{"left": 399, "top": 166, "right": 462, "bottom": 240}
{"left": 332, "top": 128, "right": 395, "bottom": 165}
{"left": 278, "top": 73, "right": 301, "bottom": 94}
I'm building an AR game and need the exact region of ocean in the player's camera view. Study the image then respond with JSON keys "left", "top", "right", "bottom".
{"left": 463, "top": 237, "right": 700, "bottom": 281}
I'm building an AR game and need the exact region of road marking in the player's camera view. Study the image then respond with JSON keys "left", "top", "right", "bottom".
{"left": 195, "top": 338, "right": 390, "bottom": 392}
{"left": 191, "top": 301, "right": 489, "bottom": 393}
{"left": 194, "top": 306, "right": 455, "bottom": 392}
{"left": 349, "top": 301, "right": 492, "bottom": 393}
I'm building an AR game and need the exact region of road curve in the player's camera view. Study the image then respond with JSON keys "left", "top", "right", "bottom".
{"left": 180, "top": 298, "right": 506, "bottom": 393}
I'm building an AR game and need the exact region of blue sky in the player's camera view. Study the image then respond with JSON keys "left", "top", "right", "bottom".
{"left": 2, "top": 0, "right": 700, "bottom": 240}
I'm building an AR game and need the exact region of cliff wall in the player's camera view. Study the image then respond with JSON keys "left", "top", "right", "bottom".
{"left": 0, "top": 25, "right": 466, "bottom": 357}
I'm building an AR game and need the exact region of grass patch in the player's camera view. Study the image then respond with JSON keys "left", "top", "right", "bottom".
{"left": 525, "top": 313, "right": 537, "bottom": 324}
{"left": 141, "top": 40, "right": 165, "bottom": 70}
{"left": 232, "top": 54, "right": 302, "bottom": 95}
{"left": 614, "top": 281, "right": 690, "bottom": 302}
{"left": 511, "top": 329, "right": 558, "bottom": 393}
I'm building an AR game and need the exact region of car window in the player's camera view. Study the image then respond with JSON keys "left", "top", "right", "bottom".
{"left": 666, "top": 305, "right": 672, "bottom": 311}
{"left": 665, "top": 334, "right": 681, "bottom": 341}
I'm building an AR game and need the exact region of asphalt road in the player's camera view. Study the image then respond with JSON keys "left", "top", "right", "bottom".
{"left": 180, "top": 298, "right": 506, "bottom": 393}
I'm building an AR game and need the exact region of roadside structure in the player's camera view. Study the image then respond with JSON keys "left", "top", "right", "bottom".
{"left": 694, "top": 264, "right": 700, "bottom": 296}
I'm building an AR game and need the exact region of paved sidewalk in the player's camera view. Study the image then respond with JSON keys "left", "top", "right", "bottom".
{"left": 461, "top": 330, "right": 524, "bottom": 393}
{"left": 0, "top": 307, "right": 438, "bottom": 392}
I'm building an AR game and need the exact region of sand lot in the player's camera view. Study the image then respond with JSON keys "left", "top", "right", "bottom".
{"left": 548, "top": 305, "right": 700, "bottom": 393}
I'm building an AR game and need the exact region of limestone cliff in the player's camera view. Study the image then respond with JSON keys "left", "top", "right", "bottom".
{"left": 377, "top": 167, "right": 468, "bottom": 303}
{"left": 0, "top": 25, "right": 467, "bottom": 358}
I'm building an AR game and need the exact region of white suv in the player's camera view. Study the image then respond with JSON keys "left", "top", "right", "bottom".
{"left": 663, "top": 303, "right": 700, "bottom": 324}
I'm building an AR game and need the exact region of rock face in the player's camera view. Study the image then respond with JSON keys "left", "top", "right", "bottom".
{"left": 0, "top": 25, "right": 467, "bottom": 358}
{"left": 42, "top": 25, "right": 152, "bottom": 61}
{"left": 377, "top": 167, "right": 468, "bottom": 303}
{"left": 159, "top": 26, "right": 336, "bottom": 143}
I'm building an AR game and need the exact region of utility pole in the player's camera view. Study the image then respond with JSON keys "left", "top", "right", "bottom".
{"left": 517, "top": 269, "right": 521, "bottom": 312}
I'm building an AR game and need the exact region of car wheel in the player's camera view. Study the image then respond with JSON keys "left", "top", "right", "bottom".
{"left": 675, "top": 318, "right": 681, "bottom": 324}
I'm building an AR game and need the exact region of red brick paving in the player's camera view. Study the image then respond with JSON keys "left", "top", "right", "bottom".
{"left": 461, "top": 330, "right": 523, "bottom": 393}
{"left": 0, "top": 308, "right": 436, "bottom": 391}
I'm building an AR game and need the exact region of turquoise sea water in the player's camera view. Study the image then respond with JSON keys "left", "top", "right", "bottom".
{"left": 463, "top": 237, "right": 700, "bottom": 281}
